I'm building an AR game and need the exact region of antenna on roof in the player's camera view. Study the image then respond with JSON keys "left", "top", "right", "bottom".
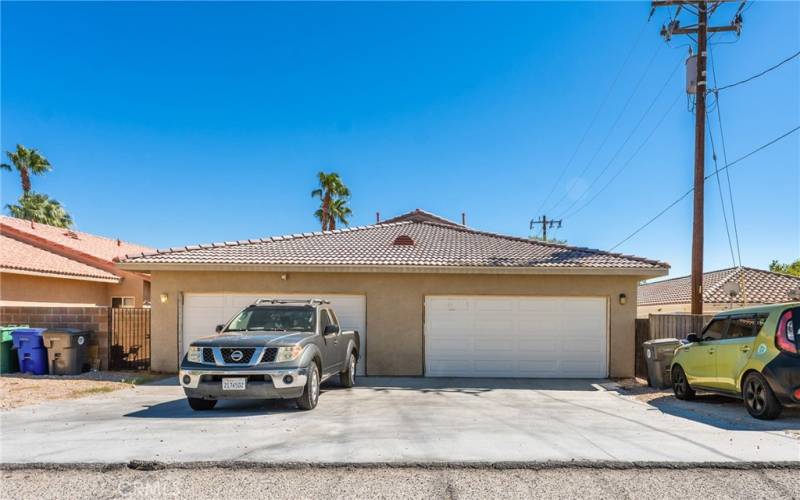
{"left": 376, "top": 212, "right": 381, "bottom": 223}
{"left": 461, "top": 212, "right": 466, "bottom": 226}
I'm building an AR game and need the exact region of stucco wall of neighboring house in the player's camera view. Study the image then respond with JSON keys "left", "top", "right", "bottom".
{"left": 636, "top": 302, "right": 766, "bottom": 318}
{"left": 149, "top": 270, "right": 641, "bottom": 377}
{"left": 0, "top": 271, "right": 149, "bottom": 307}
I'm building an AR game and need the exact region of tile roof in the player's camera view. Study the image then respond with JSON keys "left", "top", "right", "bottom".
{"left": 638, "top": 266, "right": 800, "bottom": 305}
{"left": 122, "top": 212, "right": 668, "bottom": 272}
{"left": 0, "top": 234, "right": 119, "bottom": 282}
{"left": 0, "top": 215, "right": 152, "bottom": 262}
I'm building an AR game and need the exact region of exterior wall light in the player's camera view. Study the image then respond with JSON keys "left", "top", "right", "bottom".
{"left": 160, "top": 293, "right": 169, "bottom": 304}
{"left": 281, "top": 273, "right": 288, "bottom": 281}
{"left": 619, "top": 293, "right": 627, "bottom": 305}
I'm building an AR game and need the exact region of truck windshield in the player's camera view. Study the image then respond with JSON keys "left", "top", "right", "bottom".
{"left": 225, "top": 306, "right": 316, "bottom": 333}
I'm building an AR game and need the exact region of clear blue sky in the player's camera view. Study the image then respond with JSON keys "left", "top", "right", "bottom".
{"left": 2, "top": 1, "right": 798, "bottom": 278}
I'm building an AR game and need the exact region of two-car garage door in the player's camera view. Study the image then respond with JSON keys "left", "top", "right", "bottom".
{"left": 425, "top": 296, "right": 608, "bottom": 378}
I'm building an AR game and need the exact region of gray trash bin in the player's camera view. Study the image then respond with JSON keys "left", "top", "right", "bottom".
{"left": 643, "top": 338, "right": 682, "bottom": 389}
{"left": 42, "top": 329, "right": 92, "bottom": 375}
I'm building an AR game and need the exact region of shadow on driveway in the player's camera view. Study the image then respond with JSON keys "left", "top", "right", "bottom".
{"left": 124, "top": 396, "right": 312, "bottom": 418}
{"left": 359, "top": 377, "right": 607, "bottom": 394}
{"left": 642, "top": 393, "right": 800, "bottom": 432}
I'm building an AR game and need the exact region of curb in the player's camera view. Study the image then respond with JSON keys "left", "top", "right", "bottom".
{"left": 1, "top": 460, "right": 799, "bottom": 472}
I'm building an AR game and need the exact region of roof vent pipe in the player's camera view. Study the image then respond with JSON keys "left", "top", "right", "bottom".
{"left": 376, "top": 212, "right": 381, "bottom": 223}
{"left": 461, "top": 212, "right": 466, "bottom": 226}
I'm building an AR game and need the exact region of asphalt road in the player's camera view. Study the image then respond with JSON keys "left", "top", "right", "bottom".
{"left": 3, "top": 466, "right": 799, "bottom": 499}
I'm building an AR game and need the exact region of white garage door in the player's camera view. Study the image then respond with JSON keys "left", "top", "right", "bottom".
{"left": 182, "top": 293, "right": 367, "bottom": 375}
{"left": 425, "top": 296, "right": 607, "bottom": 378}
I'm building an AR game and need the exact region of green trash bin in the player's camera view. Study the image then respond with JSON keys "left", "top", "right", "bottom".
{"left": 1, "top": 325, "right": 28, "bottom": 374}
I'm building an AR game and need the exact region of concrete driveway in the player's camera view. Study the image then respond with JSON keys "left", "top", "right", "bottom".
{"left": 1, "top": 377, "right": 798, "bottom": 464}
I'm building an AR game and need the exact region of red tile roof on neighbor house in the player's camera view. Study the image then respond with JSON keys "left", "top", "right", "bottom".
{"left": 638, "top": 266, "right": 800, "bottom": 306}
{"left": 121, "top": 210, "right": 669, "bottom": 273}
{"left": 0, "top": 234, "right": 119, "bottom": 282}
{"left": 0, "top": 216, "right": 153, "bottom": 282}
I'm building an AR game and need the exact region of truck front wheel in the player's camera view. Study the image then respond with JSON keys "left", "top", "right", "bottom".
{"left": 296, "top": 364, "right": 320, "bottom": 411}
{"left": 187, "top": 397, "right": 217, "bottom": 411}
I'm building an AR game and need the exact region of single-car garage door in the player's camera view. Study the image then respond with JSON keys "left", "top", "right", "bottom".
{"left": 425, "top": 296, "right": 607, "bottom": 378}
{"left": 182, "top": 293, "right": 367, "bottom": 375}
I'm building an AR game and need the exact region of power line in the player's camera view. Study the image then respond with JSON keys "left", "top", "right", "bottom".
{"left": 535, "top": 21, "right": 651, "bottom": 215}
{"left": 609, "top": 125, "right": 800, "bottom": 251}
{"left": 546, "top": 43, "right": 663, "bottom": 215}
{"left": 710, "top": 49, "right": 800, "bottom": 92}
{"left": 710, "top": 47, "right": 742, "bottom": 267}
{"left": 558, "top": 56, "right": 683, "bottom": 218}
{"left": 708, "top": 115, "right": 737, "bottom": 267}
{"left": 563, "top": 90, "right": 683, "bottom": 219}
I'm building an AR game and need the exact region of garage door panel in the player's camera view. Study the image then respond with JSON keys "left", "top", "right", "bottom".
{"left": 425, "top": 296, "right": 607, "bottom": 378}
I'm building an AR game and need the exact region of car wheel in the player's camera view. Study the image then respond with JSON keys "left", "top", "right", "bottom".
{"left": 296, "top": 363, "right": 320, "bottom": 411}
{"left": 672, "top": 365, "right": 695, "bottom": 400}
{"left": 743, "top": 372, "right": 783, "bottom": 420}
{"left": 339, "top": 352, "right": 356, "bottom": 388}
{"left": 187, "top": 397, "right": 217, "bottom": 411}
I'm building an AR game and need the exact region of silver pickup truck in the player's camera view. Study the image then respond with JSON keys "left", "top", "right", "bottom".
{"left": 179, "top": 299, "right": 360, "bottom": 411}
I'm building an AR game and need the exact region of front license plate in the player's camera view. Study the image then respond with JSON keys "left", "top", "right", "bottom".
{"left": 222, "top": 378, "right": 246, "bottom": 391}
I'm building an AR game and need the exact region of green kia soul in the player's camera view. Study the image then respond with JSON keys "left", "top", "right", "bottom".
{"left": 670, "top": 303, "right": 800, "bottom": 420}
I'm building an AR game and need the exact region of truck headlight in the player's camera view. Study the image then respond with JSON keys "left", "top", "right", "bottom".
{"left": 275, "top": 346, "right": 303, "bottom": 362}
{"left": 187, "top": 346, "right": 203, "bottom": 363}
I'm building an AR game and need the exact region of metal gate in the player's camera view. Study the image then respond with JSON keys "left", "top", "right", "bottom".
{"left": 109, "top": 308, "right": 151, "bottom": 371}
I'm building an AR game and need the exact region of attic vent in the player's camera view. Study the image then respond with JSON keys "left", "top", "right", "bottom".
{"left": 392, "top": 235, "right": 415, "bottom": 246}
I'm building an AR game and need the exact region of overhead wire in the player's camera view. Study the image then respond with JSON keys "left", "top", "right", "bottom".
{"left": 534, "top": 21, "right": 651, "bottom": 216}
{"left": 608, "top": 125, "right": 800, "bottom": 251}
{"left": 710, "top": 49, "right": 800, "bottom": 92}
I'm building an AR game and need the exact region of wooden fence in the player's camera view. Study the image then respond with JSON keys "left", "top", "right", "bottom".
{"left": 634, "top": 313, "right": 714, "bottom": 379}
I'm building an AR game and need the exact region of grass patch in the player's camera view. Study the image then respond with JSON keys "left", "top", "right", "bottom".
{"left": 72, "top": 386, "right": 118, "bottom": 397}
{"left": 119, "top": 373, "right": 164, "bottom": 386}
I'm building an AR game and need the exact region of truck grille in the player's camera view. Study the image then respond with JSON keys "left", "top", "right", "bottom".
{"left": 202, "top": 348, "right": 215, "bottom": 363}
{"left": 261, "top": 347, "right": 278, "bottom": 363}
{"left": 220, "top": 347, "right": 256, "bottom": 364}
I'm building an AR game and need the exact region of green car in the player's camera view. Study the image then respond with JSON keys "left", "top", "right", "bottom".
{"left": 671, "top": 303, "right": 800, "bottom": 420}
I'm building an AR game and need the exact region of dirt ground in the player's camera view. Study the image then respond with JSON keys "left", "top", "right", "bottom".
{"left": 0, "top": 372, "right": 165, "bottom": 410}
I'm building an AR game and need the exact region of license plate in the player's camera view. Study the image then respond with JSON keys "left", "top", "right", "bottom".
{"left": 222, "top": 378, "right": 246, "bottom": 391}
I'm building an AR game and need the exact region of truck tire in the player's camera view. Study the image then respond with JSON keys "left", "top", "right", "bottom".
{"left": 187, "top": 397, "right": 217, "bottom": 411}
{"left": 339, "top": 352, "right": 356, "bottom": 388}
{"left": 672, "top": 365, "right": 695, "bottom": 401}
{"left": 743, "top": 372, "right": 782, "bottom": 420}
{"left": 296, "top": 363, "right": 320, "bottom": 411}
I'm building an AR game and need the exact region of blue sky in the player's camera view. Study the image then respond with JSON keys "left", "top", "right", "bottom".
{"left": 2, "top": 1, "right": 798, "bottom": 278}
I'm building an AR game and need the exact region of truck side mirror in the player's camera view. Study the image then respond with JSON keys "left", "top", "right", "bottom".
{"left": 215, "top": 324, "right": 224, "bottom": 333}
{"left": 686, "top": 333, "right": 700, "bottom": 343}
{"left": 324, "top": 324, "right": 339, "bottom": 335}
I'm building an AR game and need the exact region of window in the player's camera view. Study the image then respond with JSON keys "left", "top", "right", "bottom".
{"left": 226, "top": 306, "right": 316, "bottom": 332}
{"left": 320, "top": 310, "right": 332, "bottom": 333}
{"left": 727, "top": 314, "right": 769, "bottom": 339}
{"left": 701, "top": 318, "right": 728, "bottom": 341}
{"left": 327, "top": 309, "right": 339, "bottom": 328}
{"left": 111, "top": 297, "right": 135, "bottom": 308}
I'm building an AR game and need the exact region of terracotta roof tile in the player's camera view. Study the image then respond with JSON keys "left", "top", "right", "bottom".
{"left": 0, "top": 215, "right": 152, "bottom": 262}
{"left": 0, "top": 234, "right": 119, "bottom": 282}
{"left": 638, "top": 267, "right": 800, "bottom": 305}
{"left": 123, "top": 212, "right": 668, "bottom": 271}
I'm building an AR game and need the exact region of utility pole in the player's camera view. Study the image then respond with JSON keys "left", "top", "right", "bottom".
{"left": 650, "top": 0, "right": 743, "bottom": 314}
{"left": 530, "top": 215, "right": 562, "bottom": 242}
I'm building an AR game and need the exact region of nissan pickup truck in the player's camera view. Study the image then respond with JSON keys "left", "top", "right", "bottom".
{"left": 179, "top": 299, "right": 360, "bottom": 411}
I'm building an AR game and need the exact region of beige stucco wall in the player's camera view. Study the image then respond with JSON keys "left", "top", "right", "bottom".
{"left": 0, "top": 271, "right": 149, "bottom": 307}
{"left": 149, "top": 270, "right": 641, "bottom": 378}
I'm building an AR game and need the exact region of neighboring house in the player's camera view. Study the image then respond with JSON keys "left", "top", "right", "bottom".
{"left": 0, "top": 216, "right": 154, "bottom": 308}
{"left": 120, "top": 209, "right": 669, "bottom": 377}
{"left": 638, "top": 266, "right": 800, "bottom": 318}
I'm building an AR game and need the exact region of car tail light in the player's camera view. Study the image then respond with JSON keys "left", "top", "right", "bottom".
{"left": 775, "top": 310, "right": 797, "bottom": 354}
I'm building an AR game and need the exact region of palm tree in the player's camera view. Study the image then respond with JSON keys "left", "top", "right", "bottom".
{"left": 6, "top": 192, "right": 73, "bottom": 228}
{"left": 311, "top": 172, "right": 350, "bottom": 231}
{"left": 1, "top": 144, "right": 52, "bottom": 194}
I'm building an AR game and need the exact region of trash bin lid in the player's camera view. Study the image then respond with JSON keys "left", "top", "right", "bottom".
{"left": 44, "top": 328, "right": 89, "bottom": 335}
{"left": 644, "top": 338, "right": 682, "bottom": 345}
{"left": 10, "top": 327, "right": 47, "bottom": 337}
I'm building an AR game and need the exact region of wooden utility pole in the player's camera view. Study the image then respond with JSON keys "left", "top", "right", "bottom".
{"left": 650, "top": 0, "right": 742, "bottom": 314}
{"left": 530, "top": 215, "right": 562, "bottom": 242}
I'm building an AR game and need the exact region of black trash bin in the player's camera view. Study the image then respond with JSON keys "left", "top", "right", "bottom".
{"left": 42, "top": 329, "right": 92, "bottom": 375}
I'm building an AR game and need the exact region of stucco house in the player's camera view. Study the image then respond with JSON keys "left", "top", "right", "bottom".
{"left": 120, "top": 209, "right": 669, "bottom": 377}
{"left": 0, "top": 216, "right": 153, "bottom": 307}
{"left": 638, "top": 266, "right": 800, "bottom": 318}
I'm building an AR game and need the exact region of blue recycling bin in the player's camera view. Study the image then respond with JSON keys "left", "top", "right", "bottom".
{"left": 10, "top": 328, "right": 48, "bottom": 375}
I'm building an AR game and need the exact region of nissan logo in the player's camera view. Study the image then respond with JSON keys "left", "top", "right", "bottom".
{"left": 230, "top": 350, "right": 244, "bottom": 362}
